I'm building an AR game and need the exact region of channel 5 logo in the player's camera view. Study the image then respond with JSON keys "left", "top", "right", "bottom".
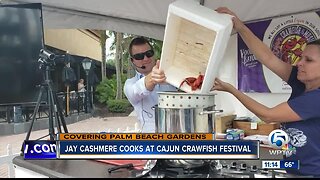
{"left": 268, "top": 129, "right": 289, "bottom": 149}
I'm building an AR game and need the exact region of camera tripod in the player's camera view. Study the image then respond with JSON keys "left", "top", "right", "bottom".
{"left": 21, "top": 63, "right": 68, "bottom": 154}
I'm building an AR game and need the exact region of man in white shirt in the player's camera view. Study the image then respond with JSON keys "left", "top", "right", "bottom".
{"left": 124, "top": 37, "right": 176, "bottom": 132}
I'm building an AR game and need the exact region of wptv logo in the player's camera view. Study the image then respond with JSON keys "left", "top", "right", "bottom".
{"left": 268, "top": 129, "right": 296, "bottom": 156}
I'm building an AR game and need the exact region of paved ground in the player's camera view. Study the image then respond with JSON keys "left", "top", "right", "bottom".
{"left": 0, "top": 115, "right": 139, "bottom": 178}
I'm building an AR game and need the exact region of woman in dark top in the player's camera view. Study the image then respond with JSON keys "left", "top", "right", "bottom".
{"left": 213, "top": 7, "right": 320, "bottom": 177}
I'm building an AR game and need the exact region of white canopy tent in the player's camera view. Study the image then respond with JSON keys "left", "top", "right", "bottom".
{"left": 3, "top": 0, "right": 320, "bottom": 40}
{"left": 2, "top": 0, "right": 320, "bottom": 117}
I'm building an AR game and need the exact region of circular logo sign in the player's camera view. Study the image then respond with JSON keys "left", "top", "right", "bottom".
{"left": 268, "top": 129, "right": 289, "bottom": 149}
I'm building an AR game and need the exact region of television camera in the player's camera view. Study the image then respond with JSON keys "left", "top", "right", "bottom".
{"left": 38, "top": 49, "right": 56, "bottom": 69}
{"left": 21, "top": 48, "right": 68, "bottom": 149}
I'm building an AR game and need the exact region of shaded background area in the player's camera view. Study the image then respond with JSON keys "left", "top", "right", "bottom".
{"left": 0, "top": 3, "right": 44, "bottom": 105}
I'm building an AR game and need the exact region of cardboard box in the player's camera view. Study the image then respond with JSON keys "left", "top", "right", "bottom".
{"left": 232, "top": 121, "right": 280, "bottom": 136}
{"left": 159, "top": 0, "right": 233, "bottom": 93}
{"left": 215, "top": 114, "right": 236, "bottom": 133}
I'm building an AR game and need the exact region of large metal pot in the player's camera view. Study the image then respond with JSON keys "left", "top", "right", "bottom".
{"left": 155, "top": 91, "right": 222, "bottom": 168}
{"left": 155, "top": 91, "right": 222, "bottom": 133}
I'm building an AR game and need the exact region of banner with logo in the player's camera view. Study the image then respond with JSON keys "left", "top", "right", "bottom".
{"left": 238, "top": 11, "right": 320, "bottom": 93}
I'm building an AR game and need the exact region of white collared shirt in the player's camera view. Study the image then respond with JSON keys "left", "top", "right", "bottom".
{"left": 124, "top": 72, "right": 177, "bottom": 133}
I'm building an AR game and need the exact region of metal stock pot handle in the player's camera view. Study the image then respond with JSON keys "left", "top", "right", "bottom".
{"left": 199, "top": 109, "right": 223, "bottom": 115}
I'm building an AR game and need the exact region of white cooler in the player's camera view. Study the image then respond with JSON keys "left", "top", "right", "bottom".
{"left": 160, "top": 0, "right": 233, "bottom": 94}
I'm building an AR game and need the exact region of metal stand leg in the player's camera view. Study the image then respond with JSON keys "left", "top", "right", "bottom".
{"left": 21, "top": 65, "right": 68, "bottom": 155}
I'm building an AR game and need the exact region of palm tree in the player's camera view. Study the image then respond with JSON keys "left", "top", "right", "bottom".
{"left": 121, "top": 35, "right": 135, "bottom": 78}
{"left": 115, "top": 31, "right": 123, "bottom": 99}
{"left": 99, "top": 30, "right": 107, "bottom": 80}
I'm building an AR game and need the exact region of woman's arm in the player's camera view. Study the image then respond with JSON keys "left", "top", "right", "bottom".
{"left": 216, "top": 7, "right": 293, "bottom": 82}
{"left": 213, "top": 78, "right": 301, "bottom": 123}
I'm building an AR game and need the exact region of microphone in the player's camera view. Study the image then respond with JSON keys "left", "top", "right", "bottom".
{"left": 133, "top": 63, "right": 146, "bottom": 69}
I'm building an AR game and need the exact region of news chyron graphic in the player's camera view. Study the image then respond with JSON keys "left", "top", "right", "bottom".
{"left": 56, "top": 133, "right": 259, "bottom": 159}
{"left": 23, "top": 133, "right": 260, "bottom": 160}
{"left": 268, "top": 129, "right": 296, "bottom": 156}
{"left": 24, "top": 141, "right": 57, "bottom": 159}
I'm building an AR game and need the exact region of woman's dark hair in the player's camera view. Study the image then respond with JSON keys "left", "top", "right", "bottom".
{"left": 307, "top": 39, "right": 320, "bottom": 46}
{"left": 128, "top": 36, "right": 153, "bottom": 56}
